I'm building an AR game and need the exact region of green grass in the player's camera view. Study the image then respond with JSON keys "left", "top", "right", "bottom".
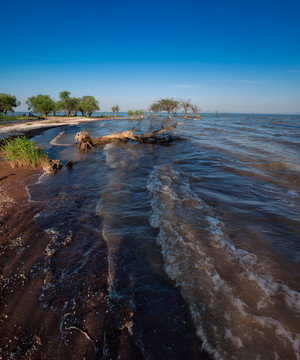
{"left": 1, "top": 137, "right": 48, "bottom": 168}
{"left": 0, "top": 114, "right": 29, "bottom": 122}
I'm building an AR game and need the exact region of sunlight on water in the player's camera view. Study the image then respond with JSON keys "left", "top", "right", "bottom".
{"left": 28, "top": 114, "right": 300, "bottom": 359}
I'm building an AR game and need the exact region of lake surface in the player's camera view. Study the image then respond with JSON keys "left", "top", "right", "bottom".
{"left": 28, "top": 114, "right": 300, "bottom": 359}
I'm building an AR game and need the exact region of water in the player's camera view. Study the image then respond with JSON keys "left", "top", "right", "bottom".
{"left": 28, "top": 114, "right": 300, "bottom": 359}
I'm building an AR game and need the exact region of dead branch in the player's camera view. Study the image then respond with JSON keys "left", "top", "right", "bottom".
{"left": 75, "top": 122, "right": 183, "bottom": 150}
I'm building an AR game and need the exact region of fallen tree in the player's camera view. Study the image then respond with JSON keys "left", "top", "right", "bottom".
{"left": 75, "top": 122, "right": 183, "bottom": 151}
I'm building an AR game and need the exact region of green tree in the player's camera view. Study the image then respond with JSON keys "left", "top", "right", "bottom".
{"left": 149, "top": 102, "right": 161, "bottom": 117}
{"left": 190, "top": 104, "right": 201, "bottom": 118}
{"left": 26, "top": 95, "right": 55, "bottom": 117}
{"left": 0, "top": 93, "right": 21, "bottom": 115}
{"left": 80, "top": 96, "right": 99, "bottom": 117}
{"left": 151, "top": 98, "right": 179, "bottom": 119}
{"left": 111, "top": 105, "right": 120, "bottom": 116}
{"left": 53, "top": 100, "right": 63, "bottom": 116}
{"left": 180, "top": 99, "right": 191, "bottom": 118}
{"left": 59, "top": 91, "right": 71, "bottom": 116}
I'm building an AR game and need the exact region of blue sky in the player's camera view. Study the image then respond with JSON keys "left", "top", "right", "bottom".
{"left": 0, "top": 0, "right": 299, "bottom": 113}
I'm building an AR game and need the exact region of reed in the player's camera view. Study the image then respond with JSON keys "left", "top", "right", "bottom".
{"left": 1, "top": 136, "right": 48, "bottom": 168}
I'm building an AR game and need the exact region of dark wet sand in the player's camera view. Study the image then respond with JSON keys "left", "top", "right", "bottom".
{"left": 0, "top": 160, "right": 210, "bottom": 359}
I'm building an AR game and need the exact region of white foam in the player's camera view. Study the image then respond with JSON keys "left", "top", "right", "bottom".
{"left": 147, "top": 164, "right": 300, "bottom": 359}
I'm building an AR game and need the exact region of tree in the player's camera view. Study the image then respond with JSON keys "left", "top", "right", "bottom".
{"left": 180, "top": 99, "right": 191, "bottom": 118}
{"left": 190, "top": 104, "right": 201, "bottom": 118}
{"left": 54, "top": 100, "right": 63, "bottom": 116}
{"left": 80, "top": 96, "right": 99, "bottom": 117}
{"left": 26, "top": 95, "right": 55, "bottom": 117}
{"left": 111, "top": 105, "right": 120, "bottom": 116}
{"left": 149, "top": 102, "right": 161, "bottom": 117}
{"left": 59, "top": 91, "right": 71, "bottom": 116}
{"left": 0, "top": 93, "right": 21, "bottom": 115}
{"left": 151, "top": 98, "right": 179, "bottom": 119}
{"left": 128, "top": 110, "right": 134, "bottom": 116}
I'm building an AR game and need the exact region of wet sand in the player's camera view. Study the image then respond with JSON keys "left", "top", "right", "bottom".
{"left": 0, "top": 157, "right": 209, "bottom": 357}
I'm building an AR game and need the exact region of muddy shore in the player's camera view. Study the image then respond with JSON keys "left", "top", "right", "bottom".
{"left": 0, "top": 127, "right": 210, "bottom": 359}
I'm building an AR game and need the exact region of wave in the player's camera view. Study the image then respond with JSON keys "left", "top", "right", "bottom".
{"left": 147, "top": 165, "right": 300, "bottom": 360}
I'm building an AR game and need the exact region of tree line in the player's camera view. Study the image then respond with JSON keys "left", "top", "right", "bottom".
{"left": 0, "top": 92, "right": 100, "bottom": 118}
{"left": 1, "top": 93, "right": 202, "bottom": 119}
{"left": 149, "top": 99, "right": 201, "bottom": 118}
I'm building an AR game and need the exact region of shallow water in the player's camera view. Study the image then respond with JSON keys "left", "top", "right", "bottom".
{"left": 28, "top": 114, "right": 300, "bottom": 359}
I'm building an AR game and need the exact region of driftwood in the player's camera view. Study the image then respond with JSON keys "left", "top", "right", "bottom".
{"left": 75, "top": 123, "right": 183, "bottom": 151}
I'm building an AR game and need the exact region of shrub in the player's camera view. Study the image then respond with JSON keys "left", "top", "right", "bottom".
{"left": 1, "top": 136, "right": 48, "bottom": 168}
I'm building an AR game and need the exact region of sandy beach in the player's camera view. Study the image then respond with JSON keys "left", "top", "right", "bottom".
{"left": 0, "top": 116, "right": 122, "bottom": 141}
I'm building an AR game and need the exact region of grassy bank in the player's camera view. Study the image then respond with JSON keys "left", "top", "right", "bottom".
{"left": 1, "top": 136, "right": 48, "bottom": 168}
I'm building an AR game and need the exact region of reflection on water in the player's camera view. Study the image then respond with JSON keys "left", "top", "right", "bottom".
{"left": 29, "top": 114, "right": 300, "bottom": 359}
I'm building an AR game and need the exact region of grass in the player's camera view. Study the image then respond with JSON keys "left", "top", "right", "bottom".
{"left": 0, "top": 114, "right": 29, "bottom": 122}
{"left": 1, "top": 136, "right": 48, "bottom": 168}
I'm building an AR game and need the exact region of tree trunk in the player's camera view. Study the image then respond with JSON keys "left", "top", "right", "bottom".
{"left": 168, "top": 110, "right": 171, "bottom": 119}
{"left": 75, "top": 122, "right": 183, "bottom": 150}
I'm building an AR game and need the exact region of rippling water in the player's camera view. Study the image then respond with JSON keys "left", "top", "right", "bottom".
{"left": 28, "top": 114, "right": 300, "bottom": 359}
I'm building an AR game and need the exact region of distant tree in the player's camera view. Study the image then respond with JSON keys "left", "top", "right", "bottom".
{"left": 134, "top": 109, "right": 144, "bottom": 115}
{"left": 128, "top": 110, "right": 134, "bottom": 116}
{"left": 111, "top": 105, "right": 120, "bottom": 116}
{"left": 26, "top": 95, "right": 55, "bottom": 117}
{"left": 190, "top": 104, "right": 201, "bottom": 118}
{"left": 53, "top": 100, "right": 63, "bottom": 116}
{"left": 0, "top": 93, "right": 21, "bottom": 115}
{"left": 180, "top": 99, "right": 191, "bottom": 118}
{"left": 59, "top": 91, "right": 71, "bottom": 116}
{"left": 149, "top": 102, "right": 161, "bottom": 117}
{"left": 80, "top": 96, "right": 99, "bottom": 117}
{"left": 73, "top": 98, "right": 82, "bottom": 116}
{"left": 154, "top": 98, "right": 179, "bottom": 119}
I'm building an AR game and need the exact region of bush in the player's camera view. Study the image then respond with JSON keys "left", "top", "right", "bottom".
{"left": 1, "top": 136, "right": 48, "bottom": 168}
{"left": 0, "top": 114, "right": 28, "bottom": 122}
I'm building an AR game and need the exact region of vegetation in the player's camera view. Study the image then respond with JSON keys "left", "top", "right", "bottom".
{"left": 1, "top": 137, "right": 48, "bottom": 168}
{"left": 80, "top": 96, "right": 100, "bottom": 117}
{"left": 0, "top": 94, "right": 21, "bottom": 115}
{"left": 190, "top": 104, "right": 201, "bottom": 117}
{"left": 111, "top": 105, "right": 120, "bottom": 116}
{"left": 180, "top": 99, "right": 191, "bottom": 118}
{"left": 0, "top": 114, "right": 28, "bottom": 122}
{"left": 128, "top": 109, "right": 144, "bottom": 117}
{"left": 150, "top": 99, "right": 179, "bottom": 119}
{"left": 26, "top": 95, "right": 55, "bottom": 117}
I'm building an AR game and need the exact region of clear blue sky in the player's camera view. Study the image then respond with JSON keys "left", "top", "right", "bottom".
{"left": 0, "top": 0, "right": 299, "bottom": 113}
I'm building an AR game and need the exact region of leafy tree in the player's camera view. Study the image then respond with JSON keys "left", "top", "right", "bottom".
{"left": 0, "top": 93, "right": 21, "bottom": 115}
{"left": 128, "top": 110, "right": 134, "bottom": 116}
{"left": 54, "top": 100, "right": 63, "bottom": 116}
{"left": 151, "top": 98, "right": 179, "bottom": 119}
{"left": 180, "top": 99, "right": 191, "bottom": 118}
{"left": 59, "top": 91, "right": 71, "bottom": 116}
{"left": 80, "top": 96, "right": 99, "bottom": 117}
{"left": 149, "top": 102, "right": 161, "bottom": 117}
{"left": 111, "top": 105, "right": 120, "bottom": 116}
{"left": 134, "top": 109, "right": 144, "bottom": 115}
{"left": 26, "top": 95, "right": 55, "bottom": 117}
{"left": 190, "top": 104, "right": 201, "bottom": 118}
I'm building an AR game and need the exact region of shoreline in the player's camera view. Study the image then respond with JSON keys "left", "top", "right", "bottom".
{"left": 0, "top": 160, "right": 146, "bottom": 359}
{"left": 0, "top": 116, "right": 125, "bottom": 141}
{"left": 0, "top": 124, "right": 210, "bottom": 359}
